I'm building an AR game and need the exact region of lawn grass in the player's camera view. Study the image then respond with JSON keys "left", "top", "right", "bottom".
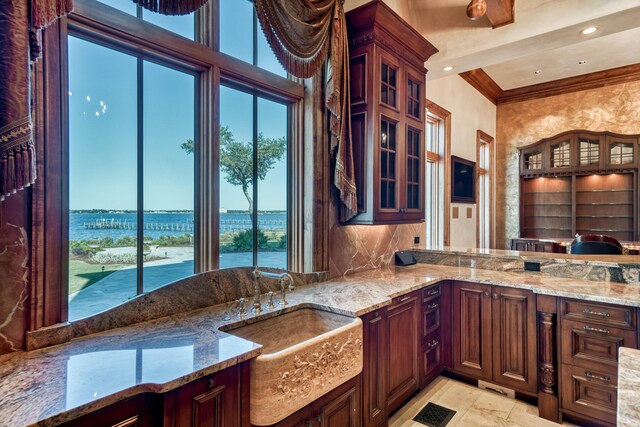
{"left": 68, "top": 260, "right": 125, "bottom": 294}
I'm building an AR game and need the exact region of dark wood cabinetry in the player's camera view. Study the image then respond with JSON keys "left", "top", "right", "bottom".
{"left": 492, "top": 287, "right": 537, "bottom": 394}
{"left": 519, "top": 130, "right": 640, "bottom": 241}
{"left": 362, "top": 309, "right": 388, "bottom": 427}
{"left": 345, "top": 0, "right": 437, "bottom": 224}
{"left": 510, "top": 238, "right": 562, "bottom": 253}
{"left": 453, "top": 281, "right": 493, "bottom": 381}
{"left": 59, "top": 394, "right": 163, "bottom": 427}
{"left": 386, "top": 291, "right": 420, "bottom": 413}
{"left": 452, "top": 282, "right": 537, "bottom": 393}
{"left": 420, "top": 282, "right": 451, "bottom": 388}
{"left": 361, "top": 290, "right": 420, "bottom": 425}
{"left": 275, "top": 377, "right": 361, "bottom": 427}
{"left": 559, "top": 299, "right": 637, "bottom": 425}
{"left": 167, "top": 365, "right": 241, "bottom": 427}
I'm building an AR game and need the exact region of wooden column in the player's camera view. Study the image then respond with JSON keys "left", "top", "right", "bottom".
{"left": 537, "top": 295, "right": 559, "bottom": 422}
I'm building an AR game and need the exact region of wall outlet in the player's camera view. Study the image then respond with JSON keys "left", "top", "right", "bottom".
{"left": 414, "top": 236, "right": 420, "bottom": 244}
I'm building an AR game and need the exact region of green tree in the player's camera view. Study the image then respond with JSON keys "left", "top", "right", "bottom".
{"left": 181, "top": 126, "right": 285, "bottom": 217}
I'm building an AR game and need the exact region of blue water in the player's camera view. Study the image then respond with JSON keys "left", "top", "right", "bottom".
{"left": 70, "top": 212, "right": 287, "bottom": 241}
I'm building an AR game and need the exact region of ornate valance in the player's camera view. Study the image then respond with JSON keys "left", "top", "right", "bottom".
{"left": 255, "top": 0, "right": 357, "bottom": 221}
{"left": 131, "top": 0, "right": 207, "bottom": 15}
{"left": 0, "top": 0, "right": 71, "bottom": 201}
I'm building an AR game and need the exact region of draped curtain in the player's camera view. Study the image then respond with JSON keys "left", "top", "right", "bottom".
{"left": 1, "top": 0, "right": 356, "bottom": 220}
{"left": 255, "top": 0, "right": 357, "bottom": 221}
{"left": 0, "top": 0, "right": 72, "bottom": 201}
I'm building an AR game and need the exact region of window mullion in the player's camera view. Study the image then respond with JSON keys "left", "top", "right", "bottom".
{"left": 252, "top": 93, "right": 259, "bottom": 267}
{"left": 136, "top": 57, "right": 144, "bottom": 295}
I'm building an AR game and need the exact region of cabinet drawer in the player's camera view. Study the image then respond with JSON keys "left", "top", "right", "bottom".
{"left": 561, "top": 364, "right": 617, "bottom": 425}
{"left": 421, "top": 334, "right": 442, "bottom": 386}
{"left": 389, "top": 291, "right": 418, "bottom": 309}
{"left": 561, "top": 320, "right": 636, "bottom": 369}
{"left": 561, "top": 299, "right": 635, "bottom": 329}
{"left": 422, "top": 284, "right": 441, "bottom": 302}
{"left": 422, "top": 297, "right": 441, "bottom": 339}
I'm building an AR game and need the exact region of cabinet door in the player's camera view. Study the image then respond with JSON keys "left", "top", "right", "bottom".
{"left": 318, "top": 386, "right": 360, "bottom": 427}
{"left": 386, "top": 292, "right": 420, "bottom": 413}
{"left": 60, "top": 395, "right": 162, "bottom": 427}
{"left": 492, "top": 287, "right": 537, "bottom": 393}
{"left": 453, "top": 282, "right": 492, "bottom": 380}
{"left": 362, "top": 309, "right": 387, "bottom": 427}
{"left": 172, "top": 366, "right": 240, "bottom": 427}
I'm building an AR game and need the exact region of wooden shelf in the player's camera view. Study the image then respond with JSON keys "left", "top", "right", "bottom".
{"left": 576, "top": 215, "right": 632, "bottom": 219}
{"left": 576, "top": 202, "right": 633, "bottom": 206}
{"left": 576, "top": 189, "right": 632, "bottom": 193}
{"left": 524, "top": 203, "right": 571, "bottom": 206}
{"left": 523, "top": 191, "right": 571, "bottom": 194}
{"left": 523, "top": 227, "right": 572, "bottom": 231}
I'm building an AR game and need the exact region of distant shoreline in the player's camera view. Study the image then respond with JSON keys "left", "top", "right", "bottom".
{"left": 70, "top": 210, "right": 287, "bottom": 214}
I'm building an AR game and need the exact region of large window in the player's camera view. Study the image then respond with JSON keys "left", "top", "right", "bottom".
{"left": 51, "top": 0, "right": 300, "bottom": 321}
{"left": 425, "top": 101, "right": 449, "bottom": 247}
{"left": 218, "top": 87, "right": 289, "bottom": 270}
{"left": 477, "top": 131, "right": 494, "bottom": 249}
{"left": 67, "top": 36, "right": 196, "bottom": 320}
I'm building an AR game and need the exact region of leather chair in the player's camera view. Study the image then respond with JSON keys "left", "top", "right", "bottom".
{"left": 570, "top": 234, "right": 623, "bottom": 255}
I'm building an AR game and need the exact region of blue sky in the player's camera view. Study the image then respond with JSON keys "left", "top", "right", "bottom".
{"left": 69, "top": 0, "right": 288, "bottom": 211}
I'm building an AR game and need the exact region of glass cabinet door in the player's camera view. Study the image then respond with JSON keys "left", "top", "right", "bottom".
{"left": 380, "top": 119, "right": 397, "bottom": 210}
{"left": 406, "top": 127, "right": 421, "bottom": 211}
{"left": 523, "top": 150, "right": 543, "bottom": 171}
{"left": 551, "top": 140, "right": 571, "bottom": 168}
{"left": 407, "top": 78, "right": 421, "bottom": 119}
{"left": 380, "top": 62, "right": 398, "bottom": 108}
{"left": 578, "top": 137, "right": 600, "bottom": 166}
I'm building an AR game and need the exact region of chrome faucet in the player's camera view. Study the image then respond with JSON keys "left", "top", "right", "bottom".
{"left": 253, "top": 268, "right": 295, "bottom": 307}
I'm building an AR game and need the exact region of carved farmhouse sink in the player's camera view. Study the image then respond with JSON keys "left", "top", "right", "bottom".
{"left": 226, "top": 308, "right": 363, "bottom": 425}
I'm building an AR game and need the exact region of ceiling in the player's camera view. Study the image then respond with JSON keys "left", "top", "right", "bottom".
{"left": 345, "top": 0, "right": 640, "bottom": 90}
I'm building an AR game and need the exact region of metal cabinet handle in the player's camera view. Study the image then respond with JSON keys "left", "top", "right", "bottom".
{"left": 492, "top": 293, "right": 498, "bottom": 300}
{"left": 585, "top": 371, "right": 610, "bottom": 382}
{"left": 208, "top": 378, "right": 216, "bottom": 388}
{"left": 583, "top": 325, "right": 610, "bottom": 334}
{"left": 426, "top": 289, "right": 439, "bottom": 297}
{"left": 427, "top": 339, "right": 439, "bottom": 350}
{"left": 583, "top": 308, "right": 610, "bottom": 318}
{"left": 399, "top": 295, "right": 411, "bottom": 302}
{"left": 427, "top": 303, "right": 439, "bottom": 310}
{"left": 483, "top": 291, "right": 490, "bottom": 298}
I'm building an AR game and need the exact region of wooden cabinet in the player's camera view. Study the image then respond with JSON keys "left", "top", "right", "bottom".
{"left": 510, "top": 238, "right": 562, "bottom": 253}
{"left": 344, "top": 0, "right": 438, "bottom": 224}
{"left": 420, "top": 282, "right": 451, "bottom": 388}
{"left": 386, "top": 291, "right": 420, "bottom": 413}
{"left": 275, "top": 377, "right": 361, "bottom": 427}
{"left": 167, "top": 365, "right": 241, "bottom": 427}
{"left": 361, "top": 290, "right": 420, "bottom": 425}
{"left": 453, "top": 282, "right": 537, "bottom": 393}
{"left": 492, "top": 287, "right": 537, "bottom": 394}
{"left": 453, "top": 281, "right": 493, "bottom": 381}
{"left": 559, "top": 299, "right": 637, "bottom": 425}
{"left": 362, "top": 309, "right": 387, "bottom": 427}
{"left": 59, "top": 394, "right": 163, "bottom": 427}
{"left": 519, "top": 130, "right": 640, "bottom": 241}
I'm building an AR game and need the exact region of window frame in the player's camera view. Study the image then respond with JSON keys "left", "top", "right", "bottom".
{"left": 424, "top": 100, "right": 451, "bottom": 247}
{"left": 31, "top": 0, "right": 304, "bottom": 326}
{"left": 476, "top": 130, "right": 494, "bottom": 249}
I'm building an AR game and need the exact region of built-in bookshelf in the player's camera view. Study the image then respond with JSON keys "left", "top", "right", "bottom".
{"left": 519, "top": 131, "right": 640, "bottom": 241}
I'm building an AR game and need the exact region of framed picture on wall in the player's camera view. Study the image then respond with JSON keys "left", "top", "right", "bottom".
{"left": 451, "top": 156, "right": 476, "bottom": 203}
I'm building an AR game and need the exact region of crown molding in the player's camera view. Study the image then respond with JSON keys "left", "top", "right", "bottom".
{"left": 458, "top": 63, "right": 640, "bottom": 105}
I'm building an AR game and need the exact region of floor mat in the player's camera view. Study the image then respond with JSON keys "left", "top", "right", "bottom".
{"left": 412, "top": 402, "right": 457, "bottom": 427}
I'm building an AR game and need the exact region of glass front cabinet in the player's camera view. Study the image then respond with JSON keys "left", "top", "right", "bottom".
{"left": 518, "top": 130, "right": 640, "bottom": 241}
{"left": 344, "top": 1, "right": 437, "bottom": 224}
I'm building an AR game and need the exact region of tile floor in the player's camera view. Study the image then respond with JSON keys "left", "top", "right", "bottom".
{"left": 389, "top": 377, "right": 581, "bottom": 427}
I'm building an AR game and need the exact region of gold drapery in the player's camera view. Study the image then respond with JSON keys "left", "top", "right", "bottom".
{"left": 255, "top": 0, "right": 357, "bottom": 221}
{"left": 0, "top": 0, "right": 72, "bottom": 201}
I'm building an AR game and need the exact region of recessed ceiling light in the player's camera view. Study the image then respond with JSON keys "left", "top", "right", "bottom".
{"left": 534, "top": 70, "right": 542, "bottom": 74}
{"left": 578, "top": 60, "right": 587, "bottom": 65}
{"left": 443, "top": 66, "right": 454, "bottom": 71}
{"left": 581, "top": 26, "right": 598, "bottom": 35}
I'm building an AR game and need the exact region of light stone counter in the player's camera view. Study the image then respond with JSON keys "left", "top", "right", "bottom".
{"left": 618, "top": 347, "right": 640, "bottom": 426}
{"left": 5, "top": 263, "right": 640, "bottom": 426}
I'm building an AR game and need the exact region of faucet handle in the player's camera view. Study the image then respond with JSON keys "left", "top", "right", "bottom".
{"left": 267, "top": 291, "right": 276, "bottom": 310}
{"left": 237, "top": 297, "right": 247, "bottom": 318}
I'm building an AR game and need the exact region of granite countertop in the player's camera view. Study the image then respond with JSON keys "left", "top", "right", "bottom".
{"left": 618, "top": 347, "right": 640, "bottom": 427}
{"left": 4, "top": 263, "right": 640, "bottom": 426}
{"left": 412, "top": 245, "right": 640, "bottom": 267}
